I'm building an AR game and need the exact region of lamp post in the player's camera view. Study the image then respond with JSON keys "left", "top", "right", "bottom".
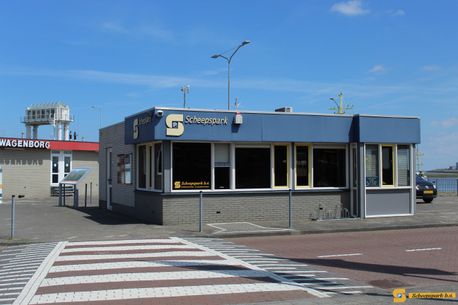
{"left": 211, "top": 40, "right": 251, "bottom": 110}
{"left": 91, "top": 106, "right": 102, "bottom": 129}
{"left": 181, "top": 85, "right": 190, "bottom": 108}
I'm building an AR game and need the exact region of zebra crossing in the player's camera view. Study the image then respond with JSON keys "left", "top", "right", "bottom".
{"left": 9, "top": 237, "right": 321, "bottom": 305}
{"left": 184, "top": 237, "right": 377, "bottom": 297}
{"left": 0, "top": 243, "right": 57, "bottom": 305}
{"left": 0, "top": 237, "right": 378, "bottom": 304}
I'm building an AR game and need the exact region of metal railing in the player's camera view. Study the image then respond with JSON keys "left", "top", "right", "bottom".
{"left": 427, "top": 178, "right": 458, "bottom": 195}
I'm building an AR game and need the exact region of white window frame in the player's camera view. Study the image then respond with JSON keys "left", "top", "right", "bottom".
{"left": 294, "top": 144, "right": 312, "bottom": 189}
{"left": 311, "top": 144, "right": 349, "bottom": 190}
{"left": 50, "top": 150, "right": 72, "bottom": 186}
{"left": 136, "top": 142, "right": 163, "bottom": 192}
{"left": 365, "top": 143, "right": 412, "bottom": 190}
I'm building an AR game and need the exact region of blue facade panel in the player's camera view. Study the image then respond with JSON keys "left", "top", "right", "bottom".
{"left": 124, "top": 108, "right": 420, "bottom": 145}
{"left": 357, "top": 116, "right": 420, "bottom": 144}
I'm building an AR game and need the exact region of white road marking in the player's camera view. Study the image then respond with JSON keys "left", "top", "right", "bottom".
{"left": 61, "top": 244, "right": 195, "bottom": 253}
{"left": 55, "top": 251, "right": 214, "bottom": 262}
{"left": 263, "top": 267, "right": 298, "bottom": 270}
{"left": 278, "top": 270, "right": 327, "bottom": 274}
{"left": 49, "top": 259, "right": 235, "bottom": 273}
{"left": 317, "top": 253, "right": 362, "bottom": 258}
{"left": 315, "top": 277, "right": 349, "bottom": 281}
{"left": 405, "top": 247, "right": 442, "bottom": 252}
{"left": 40, "top": 270, "right": 276, "bottom": 287}
{"left": 0, "top": 282, "right": 27, "bottom": 287}
{"left": 67, "top": 239, "right": 178, "bottom": 246}
{"left": 13, "top": 242, "right": 67, "bottom": 305}
{"left": 315, "top": 285, "right": 373, "bottom": 290}
{"left": 29, "top": 283, "right": 303, "bottom": 304}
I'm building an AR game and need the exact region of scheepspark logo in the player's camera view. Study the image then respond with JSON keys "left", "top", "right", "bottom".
{"left": 133, "top": 118, "right": 139, "bottom": 139}
{"left": 393, "top": 288, "right": 406, "bottom": 303}
{"left": 166, "top": 114, "right": 184, "bottom": 137}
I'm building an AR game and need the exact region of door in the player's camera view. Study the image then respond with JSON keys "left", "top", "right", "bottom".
{"left": 106, "top": 148, "right": 113, "bottom": 210}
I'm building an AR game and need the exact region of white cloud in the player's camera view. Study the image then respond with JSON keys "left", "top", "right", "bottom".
{"left": 422, "top": 65, "right": 441, "bottom": 72}
{"left": 331, "top": 0, "right": 370, "bottom": 16}
{"left": 432, "top": 118, "right": 458, "bottom": 128}
{"left": 100, "top": 22, "right": 128, "bottom": 33}
{"left": 369, "top": 65, "right": 386, "bottom": 74}
{"left": 389, "top": 9, "right": 405, "bottom": 17}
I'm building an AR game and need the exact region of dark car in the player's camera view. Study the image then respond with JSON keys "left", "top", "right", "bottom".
{"left": 416, "top": 175, "right": 437, "bottom": 203}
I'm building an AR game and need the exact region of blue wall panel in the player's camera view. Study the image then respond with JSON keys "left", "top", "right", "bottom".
{"left": 124, "top": 108, "right": 420, "bottom": 145}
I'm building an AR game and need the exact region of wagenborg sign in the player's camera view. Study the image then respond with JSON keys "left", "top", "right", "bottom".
{"left": 0, "top": 138, "right": 51, "bottom": 149}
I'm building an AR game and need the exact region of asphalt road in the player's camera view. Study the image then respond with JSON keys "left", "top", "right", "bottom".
{"left": 230, "top": 226, "right": 458, "bottom": 290}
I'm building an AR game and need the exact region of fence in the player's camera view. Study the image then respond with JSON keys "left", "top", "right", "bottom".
{"left": 426, "top": 177, "right": 458, "bottom": 195}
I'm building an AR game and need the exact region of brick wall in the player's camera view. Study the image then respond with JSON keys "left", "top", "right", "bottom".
{"left": 162, "top": 191, "right": 350, "bottom": 225}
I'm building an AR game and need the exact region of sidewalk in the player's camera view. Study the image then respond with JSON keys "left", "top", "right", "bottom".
{"left": 0, "top": 197, "right": 457, "bottom": 244}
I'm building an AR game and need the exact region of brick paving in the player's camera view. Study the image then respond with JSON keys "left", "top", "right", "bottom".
{"left": 7, "top": 237, "right": 315, "bottom": 305}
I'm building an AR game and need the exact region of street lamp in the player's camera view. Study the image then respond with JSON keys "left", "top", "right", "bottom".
{"left": 181, "top": 85, "right": 190, "bottom": 108}
{"left": 211, "top": 40, "right": 251, "bottom": 110}
{"left": 90, "top": 105, "right": 102, "bottom": 129}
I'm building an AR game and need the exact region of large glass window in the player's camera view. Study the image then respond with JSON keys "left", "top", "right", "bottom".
{"left": 313, "top": 148, "right": 346, "bottom": 187}
{"left": 154, "top": 143, "right": 163, "bottom": 190}
{"left": 138, "top": 145, "right": 147, "bottom": 189}
{"left": 214, "top": 144, "right": 230, "bottom": 189}
{"left": 365, "top": 145, "right": 379, "bottom": 187}
{"left": 274, "top": 145, "right": 288, "bottom": 187}
{"left": 295, "top": 145, "right": 309, "bottom": 187}
{"left": 173, "top": 143, "right": 211, "bottom": 190}
{"left": 397, "top": 145, "right": 410, "bottom": 186}
{"left": 382, "top": 146, "right": 394, "bottom": 186}
{"left": 117, "top": 154, "right": 132, "bottom": 184}
{"left": 236, "top": 147, "right": 270, "bottom": 189}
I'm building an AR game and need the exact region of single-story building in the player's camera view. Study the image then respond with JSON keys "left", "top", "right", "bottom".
{"left": 0, "top": 137, "right": 99, "bottom": 202}
{"left": 99, "top": 107, "right": 420, "bottom": 225}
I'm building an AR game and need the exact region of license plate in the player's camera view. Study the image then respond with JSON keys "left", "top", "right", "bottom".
{"left": 424, "top": 190, "right": 433, "bottom": 195}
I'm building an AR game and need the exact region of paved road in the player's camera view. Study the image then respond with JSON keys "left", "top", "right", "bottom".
{"left": 230, "top": 226, "right": 458, "bottom": 291}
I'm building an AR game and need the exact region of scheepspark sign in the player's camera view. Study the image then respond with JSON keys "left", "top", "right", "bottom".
{"left": 166, "top": 114, "right": 228, "bottom": 137}
{"left": 0, "top": 138, "right": 51, "bottom": 149}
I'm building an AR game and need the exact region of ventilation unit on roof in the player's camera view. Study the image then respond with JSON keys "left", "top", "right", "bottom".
{"left": 275, "top": 107, "right": 293, "bottom": 113}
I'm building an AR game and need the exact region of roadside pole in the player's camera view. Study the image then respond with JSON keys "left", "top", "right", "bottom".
{"left": 10, "top": 195, "right": 15, "bottom": 239}
{"left": 288, "top": 189, "right": 292, "bottom": 229}
{"left": 199, "top": 191, "right": 203, "bottom": 232}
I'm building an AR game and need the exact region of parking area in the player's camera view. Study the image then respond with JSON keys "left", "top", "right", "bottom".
{"left": 0, "top": 197, "right": 457, "bottom": 244}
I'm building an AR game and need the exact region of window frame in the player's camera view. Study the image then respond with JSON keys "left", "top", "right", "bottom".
{"left": 294, "top": 144, "right": 312, "bottom": 189}
{"left": 365, "top": 143, "right": 411, "bottom": 189}
{"left": 381, "top": 144, "right": 396, "bottom": 187}
{"left": 117, "top": 153, "right": 133, "bottom": 185}
{"left": 136, "top": 142, "right": 163, "bottom": 192}
{"left": 272, "top": 144, "right": 290, "bottom": 189}
{"left": 311, "top": 144, "right": 348, "bottom": 189}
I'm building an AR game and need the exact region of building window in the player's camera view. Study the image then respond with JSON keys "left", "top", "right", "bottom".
{"left": 365, "top": 144, "right": 379, "bottom": 187}
{"left": 117, "top": 154, "right": 132, "bottom": 184}
{"left": 173, "top": 143, "right": 211, "bottom": 190}
{"left": 154, "top": 143, "right": 162, "bottom": 190}
{"left": 295, "top": 145, "right": 309, "bottom": 187}
{"left": 214, "top": 144, "right": 230, "bottom": 189}
{"left": 397, "top": 145, "right": 410, "bottom": 186}
{"left": 313, "top": 148, "right": 346, "bottom": 187}
{"left": 236, "top": 147, "right": 270, "bottom": 189}
{"left": 274, "top": 145, "right": 288, "bottom": 187}
{"left": 382, "top": 145, "right": 394, "bottom": 186}
{"left": 52, "top": 155, "right": 59, "bottom": 183}
{"left": 138, "top": 145, "right": 147, "bottom": 189}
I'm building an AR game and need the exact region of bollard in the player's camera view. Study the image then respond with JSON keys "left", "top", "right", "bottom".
{"left": 288, "top": 189, "right": 292, "bottom": 229}
{"left": 199, "top": 191, "right": 203, "bottom": 232}
{"left": 58, "top": 183, "right": 63, "bottom": 207}
{"left": 10, "top": 195, "right": 15, "bottom": 239}
{"left": 84, "top": 183, "right": 88, "bottom": 208}
{"left": 63, "top": 184, "right": 66, "bottom": 206}
{"left": 73, "top": 186, "right": 79, "bottom": 208}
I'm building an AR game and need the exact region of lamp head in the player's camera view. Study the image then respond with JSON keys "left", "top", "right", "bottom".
{"left": 241, "top": 40, "right": 251, "bottom": 46}
{"left": 211, "top": 54, "right": 220, "bottom": 59}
